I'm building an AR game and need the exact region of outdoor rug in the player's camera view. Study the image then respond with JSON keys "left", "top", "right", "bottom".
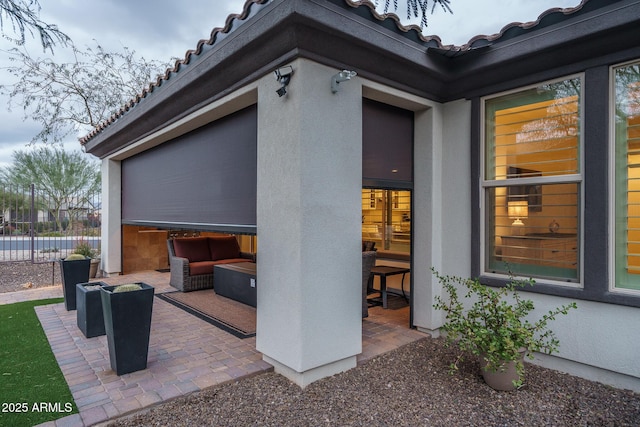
{"left": 157, "top": 289, "right": 256, "bottom": 338}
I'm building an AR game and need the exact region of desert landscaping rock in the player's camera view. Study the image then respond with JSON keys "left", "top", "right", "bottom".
{"left": 108, "top": 338, "right": 640, "bottom": 427}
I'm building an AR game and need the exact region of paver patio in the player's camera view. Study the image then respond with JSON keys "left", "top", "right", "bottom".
{"left": 0, "top": 270, "right": 424, "bottom": 426}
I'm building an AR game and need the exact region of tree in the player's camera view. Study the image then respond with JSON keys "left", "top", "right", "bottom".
{"left": 0, "top": 146, "right": 101, "bottom": 233}
{"left": 1, "top": 41, "right": 170, "bottom": 144}
{"left": 376, "top": 0, "right": 452, "bottom": 29}
{"left": 0, "top": 0, "right": 69, "bottom": 52}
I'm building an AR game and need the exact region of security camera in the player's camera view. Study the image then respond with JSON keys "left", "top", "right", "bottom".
{"left": 331, "top": 70, "right": 357, "bottom": 93}
{"left": 276, "top": 86, "right": 288, "bottom": 97}
{"left": 274, "top": 66, "right": 294, "bottom": 97}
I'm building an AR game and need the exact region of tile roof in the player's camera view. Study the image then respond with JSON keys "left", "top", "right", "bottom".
{"left": 344, "top": 0, "right": 589, "bottom": 55}
{"left": 79, "top": 0, "right": 592, "bottom": 145}
{"left": 79, "top": 0, "right": 271, "bottom": 145}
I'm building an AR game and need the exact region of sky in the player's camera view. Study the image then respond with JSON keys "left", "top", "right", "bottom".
{"left": 0, "top": 0, "right": 581, "bottom": 169}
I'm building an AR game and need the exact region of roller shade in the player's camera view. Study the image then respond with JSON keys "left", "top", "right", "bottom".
{"left": 362, "top": 99, "right": 413, "bottom": 189}
{"left": 121, "top": 105, "right": 257, "bottom": 234}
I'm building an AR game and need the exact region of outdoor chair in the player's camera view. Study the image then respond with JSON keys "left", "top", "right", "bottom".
{"left": 362, "top": 250, "right": 377, "bottom": 318}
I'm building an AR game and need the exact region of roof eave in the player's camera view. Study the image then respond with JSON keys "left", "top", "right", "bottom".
{"left": 83, "top": 0, "right": 454, "bottom": 158}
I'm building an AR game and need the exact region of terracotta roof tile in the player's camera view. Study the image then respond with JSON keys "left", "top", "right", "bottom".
{"left": 79, "top": 0, "right": 271, "bottom": 145}
{"left": 342, "top": 0, "right": 453, "bottom": 49}
{"left": 345, "top": 0, "right": 589, "bottom": 53}
{"left": 464, "top": 1, "right": 588, "bottom": 49}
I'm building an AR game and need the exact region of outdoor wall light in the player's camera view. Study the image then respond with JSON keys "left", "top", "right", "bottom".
{"left": 331, "top": 70, "right": 357, "bottom": 93}
{"left": 274, "top": 65, "right": 294, "bottom": 97}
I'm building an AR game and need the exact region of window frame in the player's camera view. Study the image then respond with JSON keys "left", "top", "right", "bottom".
{"left": 480, "top": 74, "right": 585, "bottom": 288}
{"left": 610, "top": 59, "right": 640, "bottom": 296}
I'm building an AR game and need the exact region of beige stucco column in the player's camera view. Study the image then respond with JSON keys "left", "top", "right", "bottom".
{"left": 256, "top": 58, "right": 363, "bottom": 387}
{"left": 100, "top": 159, "right": 122, "bottom": 277}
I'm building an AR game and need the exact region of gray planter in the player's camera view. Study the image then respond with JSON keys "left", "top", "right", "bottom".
{"left": 100, "top": 283, "right": 155, "bottom": 375}
{"left": 479, "top": 353, "right": 524, "bottom": 391}
{"left": 59, "top": 257, "right": 91, "bottom": 311}
{"left": 76, "top": 282, "right": 107, "bottom": 338}
{"left": 89, "top": 258, "right": 100, "bottom": 278}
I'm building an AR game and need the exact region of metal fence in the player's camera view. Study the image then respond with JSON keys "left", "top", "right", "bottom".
{"left": 0, "top": 183, "right": 101, "bottom": 263}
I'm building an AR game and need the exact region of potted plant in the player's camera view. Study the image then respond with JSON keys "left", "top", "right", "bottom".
{"left": 76, "top": 282, "right": 107, "bottom": 338}
{"left": 72, "top": 240, "right": 100, "bottom": 278}
{"left": 59, "top": 253, "right": 91, "bottom": 311}
{"left": 100, "top": 283, "right": 155, "bottom": 375}
{"left": 432, "top": 268, "right": 577, "bottom": 390}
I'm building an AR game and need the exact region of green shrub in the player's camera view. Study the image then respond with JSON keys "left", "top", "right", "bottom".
{"left": 432, "top": 268, "right": 577, "bottom": 388}
{"left": 73, "top": 241, "right": 97, "bottom": 258}
{"left": 39, "top": 231, "right": 63, "bottom": 237}
{"left": 64, "top": 253, "right": 86, "bottom": 261}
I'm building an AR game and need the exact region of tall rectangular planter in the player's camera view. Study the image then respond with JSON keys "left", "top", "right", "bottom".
{"left": 100, "top": 283, "right": 155, "bottom": 375}
{"left": 76, "top": 282, "right": 107, "bottom": 338}
{"left": 59, "top": 257, "right": 91, "bottom": 311}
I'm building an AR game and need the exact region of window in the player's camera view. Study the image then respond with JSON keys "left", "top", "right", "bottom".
{"left": 482, "top": 77, "right": 582, "bottom": 284}
{"left": 613, "top": 61, "right": 640, "bottom": 292}
{"left": 362, "top": 189, "right": 411, "bottom": 254}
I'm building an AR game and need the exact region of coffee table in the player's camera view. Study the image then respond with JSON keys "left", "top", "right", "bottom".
{"left": 369, "top": 265, "right": 410, "bottom": 309}
{"left": 213, "top": 262, "right": 257, "bottom": 307}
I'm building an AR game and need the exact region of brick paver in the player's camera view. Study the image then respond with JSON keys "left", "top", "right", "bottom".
{"left": 1, "top": 270, "right": 425, "bottom": 426}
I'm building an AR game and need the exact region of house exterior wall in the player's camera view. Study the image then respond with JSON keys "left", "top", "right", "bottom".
{"left": 256, "top": 59, "right": 363, "bottom": 386}
{"left": 527, "top": 293, "right": 640, "bottom": 390}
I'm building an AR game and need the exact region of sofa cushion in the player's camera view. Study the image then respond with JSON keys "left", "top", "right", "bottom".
{"left": 189, "top": 258, "right": 253, "bottom": 276}
{"left": 208, "top": 236, "right": 240, "bottom": 261}
{"left": 173, "top": 237, "right": 211, "bottom": 263}
{"left": 189, "top": 261, "right": 217, "bottom": 276}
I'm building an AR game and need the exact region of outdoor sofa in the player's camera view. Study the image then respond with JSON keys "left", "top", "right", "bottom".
{"left": 167, "top": 236, "right": 255, "bottom": 292}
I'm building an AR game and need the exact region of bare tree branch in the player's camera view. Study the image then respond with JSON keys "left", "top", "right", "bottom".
{"left": 376, "top": 0, "right": 452, "bottom": 29}
{"left": 0, "top": 41, "right": 171, "bottom": 144}
{"left": 0, "top": 0, "right": 70, "bottom": 53}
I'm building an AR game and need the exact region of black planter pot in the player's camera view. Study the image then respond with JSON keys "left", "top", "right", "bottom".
{"left": 100, "top": 283, "right": 155, "bottom": 375}
{"left": 59, "top": 257, "right": 91, "bottom": 311}
{"left": 76, "top": 282, "right": 107, "bottom": 338}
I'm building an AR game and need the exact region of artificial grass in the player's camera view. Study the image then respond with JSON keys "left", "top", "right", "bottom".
{"left": 0, "top": 298, "right": 78, "bottom": 426}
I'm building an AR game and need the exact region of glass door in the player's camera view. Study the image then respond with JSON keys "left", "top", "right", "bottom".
{"left": 362, "top": 189, "right": 411, "bottom": 254}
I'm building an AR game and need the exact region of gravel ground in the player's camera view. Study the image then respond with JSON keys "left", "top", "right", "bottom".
{"left": 0, "top": 260, "right": 62, "bottom": 292}
{"left": 109, "top": 338, "right": 640, "bottom": 427}
{"left": 2, "top": 262, "right": 639, "bottom": 426}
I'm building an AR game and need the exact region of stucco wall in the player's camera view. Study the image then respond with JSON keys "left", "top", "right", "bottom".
{"left": 528, "top": 292, "right": 640, "bottom": 389}
{"left": 100, "top": 159, "right": 122, "bottom": 276}
{"left": 256, "top": 59, "right": 363, "bottom": 385}
{"left": 412, "top": 99, "right": 472, "bottom": 331}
